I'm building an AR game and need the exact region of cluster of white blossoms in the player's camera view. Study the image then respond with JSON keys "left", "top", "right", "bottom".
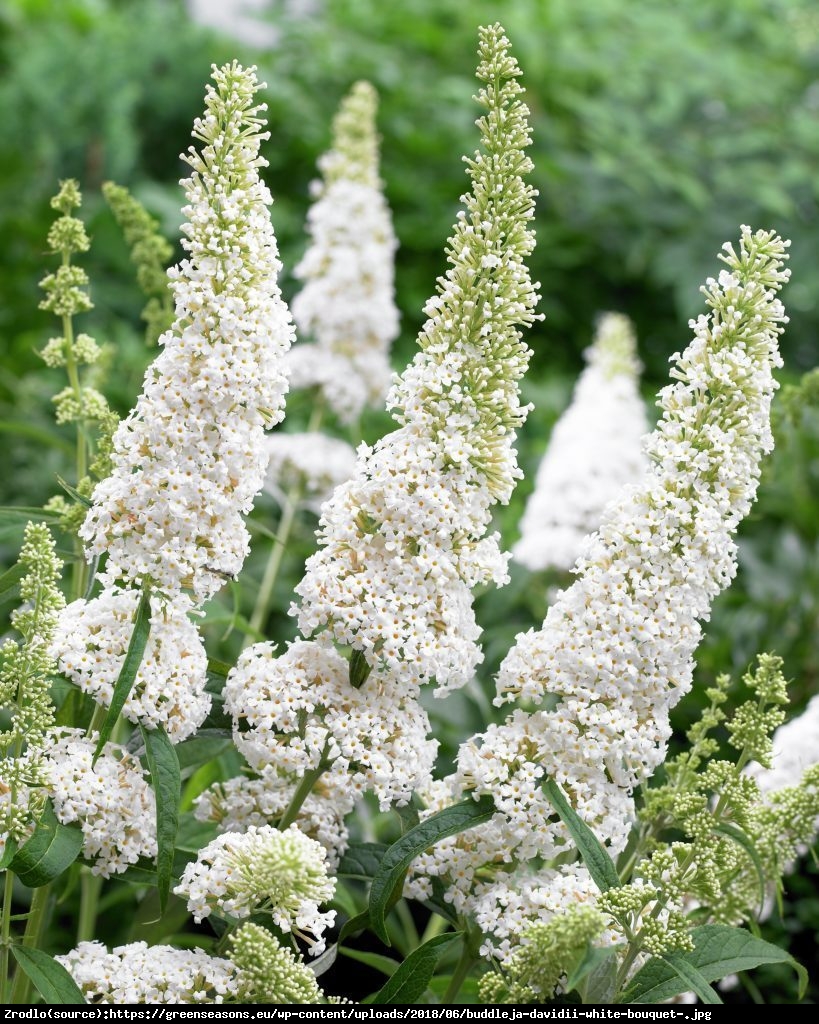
{"left": 224, "top": 641, "right": 438, "bottom": 809}
{"left": 174, "top": 824, "right": 335, "bottom": 954}
{"left": 513, "top": 312, "right": 649, "bottom": 572}
{"left": 263, "top": 432, "right": 357, "bottom": 513}
{"left": 408, "top": 227, "right": 791, "bottom": 958}
{"left": 50, "top": 589, "right": 209, "bottom": 743}
{"left": 194, "top": 764, "right": 354, "bottom": 868}
{"left": 286, "top": 80, "right": 399, "bottom": 423}
{"left": 79, "top": 62, "right": 294, "bottom": 603}
{"left": 56, "top": 941, "right": 239, "bottom": 1004}
{"left": 293, "top": 25, "right": 541, "bottom": 696}
{"left": 44, "top": 729, "right": 157, "bottom": 877}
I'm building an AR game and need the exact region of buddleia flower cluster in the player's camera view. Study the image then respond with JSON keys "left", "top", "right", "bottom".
{"left": 409, "top": 227, "right": 790, "bottom": 957}
{"left": 514, "top": 312, "right": 649, "bottom": 572}
{"left": 292, "top": 24, "right": 541, "bottom": 697}
{"left": 285, "top": 80, "right": 399, "bottom": 424}
{"left": 0, "top": 524, "right": 64, "bottom": 851}
{"left": 56, "top": 926, "right": 328, "bottom": 1004}
{"left": 174, "top": 824, "right": 335, "bottom": 954}
{"left": 80, "top": 62, "right": 295, "bottom": 603}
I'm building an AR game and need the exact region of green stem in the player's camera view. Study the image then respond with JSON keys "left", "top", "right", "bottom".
{"left": 1, "top": 870, "right": 15, "bottom": 1003}
{"left": 245, "top": 398, "right": 326, "bottom": 645}
{"left": 441, "top": 940, "right": 475, "bottom": 1004}
{"left": 87, "top": 701, "right": 108, "bottom": 739}
{"left": 61, "top": 257, "right": 89, "bottom": 602}
{"left": 277, "top": 756, "right": 332, "bottom": 832}
{"left": 77, "top": 869, "right": 102, "bottom": 944}
{"left": 10, "top": 885, "right": 50, "bottom": 1004}
{"left": 245, "top": 480, "right": 301, "bottom": 643}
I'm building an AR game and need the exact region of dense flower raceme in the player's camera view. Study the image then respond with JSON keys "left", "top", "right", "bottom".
{"left": 174, "top": 824, "right": 335, "bottom": 954}
{"left": 287, "top": 80, "right": 400, "bottom": 422}
{"left": 80, "top": 62, "right": 295, "bottom": 603}
{"left": 293, "top": 25, "right": 541, "bottom": 695}
{"left": 223, "top": 640, "right": 438, "bottom": 810}
{"left": 44, "top": 729, "right": 157, "bottom": 877}
{"left": 750, "top": 692, "right": 819, "bottom": 794}
{"left": 513, "top": 312, "right": 649, "bottom": 572}
{"left": 0, "top": 523, "right": 64, "bottom": 850}
{"left": 57, "top": 942, "right": 239, "bottom": 1004}
{"left": 50, "top": 588, "right": 209, "bottom": 743}
{"left": 408, "top": 227, "right": 791, "bottom": 957}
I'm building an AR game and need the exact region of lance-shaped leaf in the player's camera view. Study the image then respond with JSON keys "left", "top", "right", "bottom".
{"left": 367, "top": 933, "right": 460, "bottom": 1004}
{"left": 369, "top": 795, "right": 496, "bottom": 944}
{"left": 623, "top": 924, "right": 808, "bottom": 1003}
{"left": 542, "top": 777, "right": 620, "bottom": 892}
{"left": 140, "top": 724, "right": 180, "bottom": 915}
{"left": 11, "top": 947, "right": 86, "bottom": 1004}
{"left": 9, "top": 803, "right": 83, "bottom": 888}
{"left": 92, "top": 585, "right": 151, "bottom": 763}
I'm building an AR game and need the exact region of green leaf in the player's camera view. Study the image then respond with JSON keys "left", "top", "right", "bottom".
{"left": 368, "top": 933, "right": 460, "bottom": 1004}
{"left": 92, "top": 586, "right": 152, "bottom": 763}
{"left": 657, "top": 953, "right": 722, "bottom": 1004}
{"left": 9, "top": 804, "right": 83, "bottom": 888}
{"left": 349, "top": 646, "right": 371, "bottom": 689}
{"left": 369, "top": 795, "right": 495, "bottom": 944}
{"left": 338, "top": 843, "right": 388, "bottom": 879}
{"left": 0, "top": 561, "right": 25, "bottom": 599}
{"left": 623, "top": 924, "right": 808, "bottom": 1003}
{"left": 140, "top": 724, "right": 180, "bottom": 915}
{"left": 174, "top": 814, "right": 218, "bottom": 853}
{"left": 55, "top": 475, "right": 92, "bottom": 508}
{"left": 308, "top": 943, "right": 337, "bottom": 979}
{"left": 338, "top": 910, "right": 371, "bottom": 944}
{"left": 567, "top": 944, "right": 620, "bottom": 1003}
{"left": 10, "top": 947, "right": 86, "bottom": 1004}
{"left": 339, "top": 947, "right": 400, "bottom": 977}
{"left": 206, "top": 658, "right": 232, "bottom": 680}
{"left": 542, "top": 777, "right": 620, "bottom": 893}
{"left": 0, "top": 506, "right": 63, "bottom": 525}
{"left": 0, "top": 837, "right": 18, "bottom": 870}
{"left": 713, "top": 822, "right": 767, "bottom": 916}
{"left": 174, "top": 732, "right": 232, "bottom": 771}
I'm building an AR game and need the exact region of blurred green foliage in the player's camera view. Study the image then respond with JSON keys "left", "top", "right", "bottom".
{"left": 0, "top": 0, "right": 818, "bottom": 1001}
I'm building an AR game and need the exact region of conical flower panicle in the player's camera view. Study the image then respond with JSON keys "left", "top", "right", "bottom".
{"left": 293, "top": 25, "right": 541, "bottom": 695}
{"left": 288, "top": 80, "right": 399, "bottom": 420}
{"left": 514, "top": 312, "right": 649, "bottom": 572}
{"left": 80, "top": 62, "right": 295, "bottom": 602}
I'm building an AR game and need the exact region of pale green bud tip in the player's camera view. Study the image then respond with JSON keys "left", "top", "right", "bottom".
{"left": 50, "top": 178, "right": 82, "bottom": 215}
{"left": 588, "top": 312, "right": 642, "bottom": 379}
{"left": 230, "top": 923, "right": 322, "bottom": 1004}
{"left": 320, "top": 80, "right": 381, "bottom": 188}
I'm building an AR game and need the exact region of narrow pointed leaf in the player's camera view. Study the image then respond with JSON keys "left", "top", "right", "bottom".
{"left": 713, "top": 822, "right": 767, "bottom": 916}
{"left": 338, "top": 910, "right": 371, "bottom": 944}
{"left": 308, "top": 943, "right": 337, "bottom": 978}
{"left": 369, "top": 796, "right": 495, "bottom": 944}
{"left": 0, "top": 837, "right": 18, "bottom": 870}
{"left": 657, "top": 953, "right": 722, "bottom": 1004}
{"left": 339, "top": 947, "right": 400, "bottom": 978}
{"left": 140, "top": 724, "right": 180, "bottom": 915}
{"left": 11, "top": 947, "right": 86, "bottom": 1004}
{"left": 0, "top": 562, "right": 25, "bottom": 599}
{"left": 0, "top": 507, "right": 63, "bottom": 525}
{"left": 9, "top": 804, "right": 83, "bottom": 888}
{"left": 55, "top": 475, "right": 92, "bottom": 508}
{"left": 542, "top": 777, "right": 620, "bottom": 892}
{"left": 92, "top": 586, "right": 151, "bottom": 763}
{"left": 623, "top": 924, "right": 808, "bottom": 1003}
{"left": 368, "top": 933, "right": 460, "bottom": 1004}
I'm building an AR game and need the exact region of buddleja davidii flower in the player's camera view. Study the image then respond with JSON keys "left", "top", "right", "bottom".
{"left": 174, "top": 824, "right": 335, "bottom": 955}
{"left": 411, "top": 228, "right": 789, "bottom": 955}
{"left": 80, "top": 62, "right": 295, "bottom": 603}
{"left": 224, "top": 640, "right": 438, "bottom": 810}
{"left": 513, "top": 312, "right": 649, "bottom": 572}
{"left": 288, "top": 81, "right": 399, "bottom": 420}
{"left": 295, "top": 25, "right": 541, "bottom": 694}
{"left": 0, "top": 523, "right": 64, "bottom": 849}
{"left": 56, "top": 941, "right": 239, "bottom": 1004}
{"left": 50, "top": 587, "right": 210, "bottom": 744}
